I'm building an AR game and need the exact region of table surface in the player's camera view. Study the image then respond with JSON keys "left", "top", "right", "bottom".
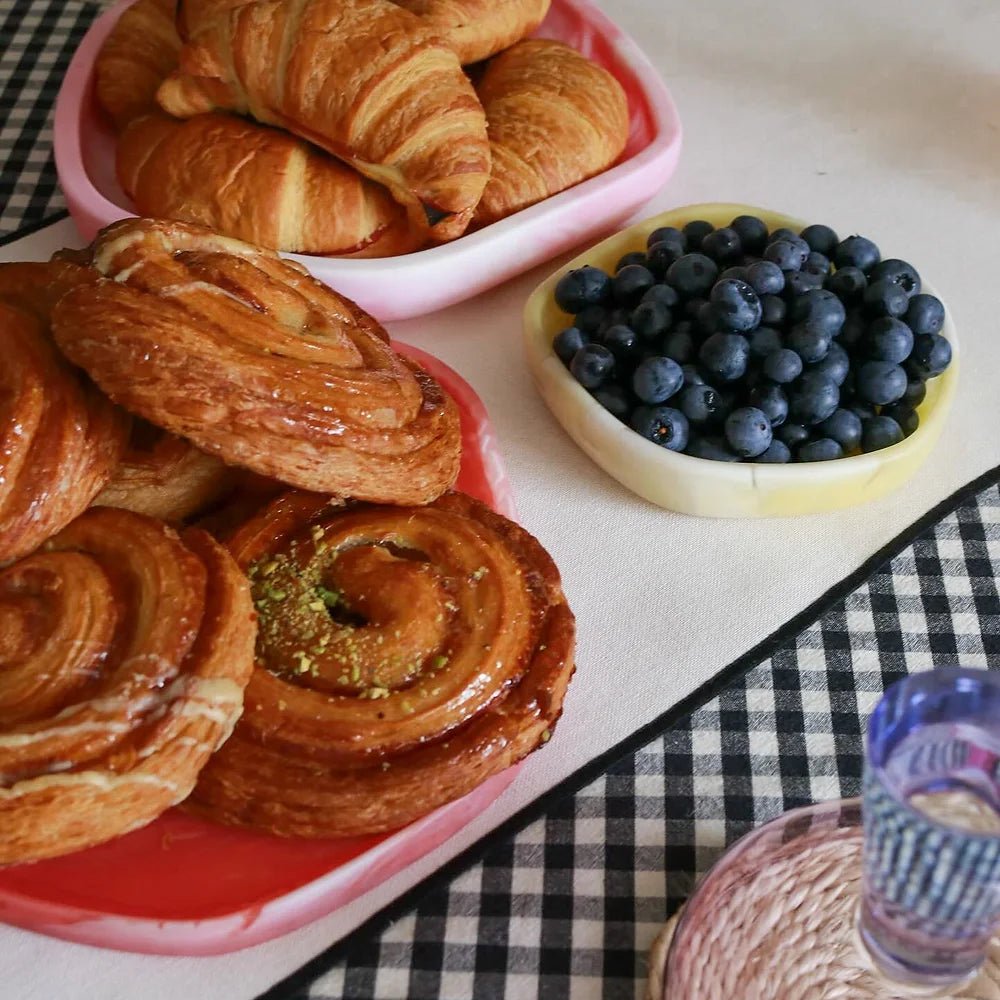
{"left": 3, "top": 1, "right": 1000, "bottom": 998}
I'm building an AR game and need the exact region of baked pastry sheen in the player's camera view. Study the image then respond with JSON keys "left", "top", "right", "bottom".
{"left": 52, "top": 219, "right": 461, "bottom": 505}
{"left": 473, "top": 39, "right": 629, "bottom": 228}
{"left": 190, "top": 490, "right": 575, "bottom": 837}
{"left": 0, "top": 507, "right": 256, "bottom": 864}
{"left": 156, "top": 0, "right": 491, "bottom": 241}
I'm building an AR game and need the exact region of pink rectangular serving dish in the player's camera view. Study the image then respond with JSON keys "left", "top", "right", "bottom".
{"left": 0, "top": 344, "right": 521, "bottom": 957}
{"left": 53, "top": 0, "right": 682, "bottom": 322}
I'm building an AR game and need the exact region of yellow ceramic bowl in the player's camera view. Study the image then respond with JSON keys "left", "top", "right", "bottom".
{"left": 523, "top": 203, "right": 959, "bottom": 517}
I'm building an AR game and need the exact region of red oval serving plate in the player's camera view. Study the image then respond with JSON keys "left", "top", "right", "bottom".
{"left": 0, "top": 343, "right": 520, "bottom": 956}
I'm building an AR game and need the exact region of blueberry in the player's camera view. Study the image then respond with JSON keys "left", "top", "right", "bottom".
{"left": 696, "top": 301, "right": 719, "bottom": 335}
{"left": 776, "top": 422, "right": 810, "bottom": 448}
{"left": 788, "top": 372, "right": 840, "bottom": 424}
{"left": 907, "top": 333, "right": 952, "bottom": 378}
{"left": 800, "top": 224, "right": 839, "bottom": 257}
{"left": 647, "top": 240, "right": 685, "bottom": 277}
{"left": 760, "top": 294, "right": 787, "bottom": 327}
{"left": 724, "top": 406, "right": 773, "bottom": 458}
{"left": 825, "top": 266, "right": 868, "bottom": 303}
{"left": 863, "top": 277, "right": 909, "bottom": 319}
{"left": 764, "top": 240, "right": 803, "bottom": 272}
{"left": 592, "top": 384, "right": 632, "bottom": 422}
{"left": 745, "top": 260, "right": 785, "bottom": 297}
{"left": 769, "top": 229, "right": 810, "bottom": 259}
{"left": 682, "top": 220, "right": 715, "bottom": 250}
{"left": 553, "top": 326, "right": 587, "bottom": 364}
{"left": 748, "top": 383, "right": 788, "bottom": 427}
{"left": 818, "top": 408, "right": 863, "bottom": 451}
{"left": 864, "top": 316, "right": 914, "bottom": 363}
{"left": 720, "top": 265, "right": 750, "bottom": 283}
{"left": 845, "top": 399, "right": 876, "bottom": 422}
{"left": 647, "top": 226, "right": 687, "bottom": 251}
{"left": 730, "top": 215, "right": 769, "bottom": 256}
{"left": 630, "top": 405, "right": 689, "bottom": 451}
{"left": 598, "top": 306, "right": 631, "bottom": 334}
{"left": 673, "top": 319, "right": 696, "bottom": 338}
{"left": 555, "top": 265, "right": 612, "bottom": 313}
{"left": 632, "top": 356, "right": 684, "bottom": 404}
{"left": 803, "top": 251, "right": 831, "bottom": 278}
{"left": 798, "top": 438, "right": 844, "bottom": 462}
{"left": 602, "top": 324, "right": 641, "bottom": 362}
{"left": 870, "top": 258, "right": 921, "bottom": 298}
{"left": 684, "top": 297, "right": 708, "bottom": 320}
{"left": 809, "top": 341, "right": 850, "bottom": 385}
{"left": 838, "top": 311, "right": 866, "bottom": 351}
{"left": 881, "top": 403, "right": 919, "bottom": 436}
{"left": 685, "top": 435, "right": 741, "bottom": 462}
{"left": 641, "top": 284, "right": 681, "bottom": 310}
{"left": 862, "top": 415, "right": 904, "bottom": 453}
{"left": 855, "top": 360, "right": 907, "bottom": 405}
{"left": 787, "top": 323, "right": 831, "bottom": 364}
{"left": 666, "top": 254, "right": 720, "bottom": 298}
{"left": 681, "top": 363, "right": 706, "bottom": 386}
{"left": 701, "top": 227, "right": 743, "bottom": 264}
{"left": 790, "top": 289, "right": 847, "bottom": 337}
{"left": 834, "top": 235, "right": 880, "bottom": 274}
{"left": 569, "top": 343, "right": 614, "bottom": 388}
{"left": 662, "top": 329, "right": 695, "bottom": 364}
{"left": 748, "top": 325, "right": 783, "bottom": 359}
{"left": 902, "top": 377, "right": 926, "bottom": 407}
{"left": 574, "top": 305, "right": 607, "bottom": 335}
{"left": 678, "top": 383, "right": 722, "bottom": 424}
{"left": 616, "top": 251, "right": 647, "bottom": 272}
{"left": 699, "top": 332, "right": 750, "bottom": 382}
{"left": 613, "top": 264, "right": 655, "bottom": 306}
{"left": 710, "top": 278, "right": 762, "bottom": 333}
{"left": 762, "top": 347, "right": 803, "bottom": 383}
{"left": 785, "top": 270, "right": 825, "bottom": 297}
{"left": 756, "top": 439, "right": 792, "bottom": 463}
{"left": 630, "top": 301, "right": 672, "bottom": 341}
{"left": 904, "top": 294, "right": 945, "bottom": 337}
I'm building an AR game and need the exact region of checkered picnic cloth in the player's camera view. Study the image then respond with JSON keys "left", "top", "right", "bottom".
{"left": 3, "top": 3, "right": 999, "bottom": 997}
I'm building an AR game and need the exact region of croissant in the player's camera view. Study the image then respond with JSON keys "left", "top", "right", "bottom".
{"left": 0, "top": 507, "right": 256, "bottom": 864}
{"left": 95, "top": 0, "right": 182, "bottom": 130}
{"left": 472, "top": 40, "right": 629, "bottom": 228}
{"left": 156, "top": 0, "right": 491, "bottom": 241}
{"left": 52, "top": 219, "right": 462, "bottom": 505}
{"left": 118, "top": 112, "right": 420, "bottom": 257}
{"left": 392, "top": 0, "right": 550, "bottom": 64}
{"left": 190, "top": 490, "right": 576, "bottom": 837}
{"left": 0, "top": 263, "right": 129, "bottom": 565}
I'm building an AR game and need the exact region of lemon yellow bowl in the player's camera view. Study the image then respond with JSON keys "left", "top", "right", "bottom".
{"left": 523, "top": 202, "right": 959, "bottom": 518}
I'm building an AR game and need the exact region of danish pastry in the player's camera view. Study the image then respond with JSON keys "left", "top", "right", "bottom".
{"left": 0, "top": 507, "right": 256, "bottom": 864}
{"left": 190, "top": 490, "right": 576, "bottom": 837}
{"left": 51, "top": 219, "right": 461, "bottom": 505}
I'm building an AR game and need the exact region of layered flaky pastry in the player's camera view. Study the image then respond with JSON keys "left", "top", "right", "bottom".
{"left": 51, "top": 219, "right": 461, "bottom": 505}
{"left": 0, "top": 507, "right": 256, "bottom": 864}
{"left": 190, "top": 490, "right": 576, "bottom": 837}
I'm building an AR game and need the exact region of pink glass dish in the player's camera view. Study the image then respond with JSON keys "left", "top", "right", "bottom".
{"left": 0, "top": 343, "right": 521, "bottom": 957}
{"left": 53, "top": 0, "right": 683, "bottom": 322}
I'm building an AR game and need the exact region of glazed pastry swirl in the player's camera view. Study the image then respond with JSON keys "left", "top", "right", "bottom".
{"left": 52, "top": 219, "right": 461, "bottom": 505}
{"left": 0, "top": 507, "right": 256, "bottom": 864}
{"left": 191, "top": 490, "right": 576, "bottom": 837}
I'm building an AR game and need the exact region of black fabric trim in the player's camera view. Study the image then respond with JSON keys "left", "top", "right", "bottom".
{"left": 258, "top": 463, "right": 1000, "bottom": 999}
{"left": 0, "top": 211, "right": 69, "bottom": 247}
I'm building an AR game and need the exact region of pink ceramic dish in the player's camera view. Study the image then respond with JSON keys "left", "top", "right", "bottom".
{"left": 53, "top": 0, "right": 682, "bottom": 322}
{"left": 0, "top": 344, "right": 522, "bottom": 957}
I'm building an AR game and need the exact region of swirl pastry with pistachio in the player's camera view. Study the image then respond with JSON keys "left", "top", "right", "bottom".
{"left": 52, "top": 219, "right": 461, "bottom": 506}
{"left": 191, "top": 489, "right": 575, "bottom": 837}
{"left": 0, "top": 507, "right": 256, "bottom": 864}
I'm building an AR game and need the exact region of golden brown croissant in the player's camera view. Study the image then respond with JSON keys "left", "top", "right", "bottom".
{"left": 118, "top": 112, "right": 420, "bottom": 257}
{"left": 95, "top": 0, "right": 182, "bottom": 130}
{"left": 156, "top": 0, "right": 491, "bottom": 241}
{"left": 190, "top": 490, "right": 576, "bottom": 837}
{"left": 0, "top": 507, "right": 256, "bottom": 864}
{"left": 393, "top": 0, "right": 550, "bottom": 64}
{"left": 0, "top": 263, "right": 129, "bottom": 566}
{"left": 473, "top": 40, "right": 629, "bottom": 228}
{"left": 52, "top": 219, "right": 461, "bottom": 505}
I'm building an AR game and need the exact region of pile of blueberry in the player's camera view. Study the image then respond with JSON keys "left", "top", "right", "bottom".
{"left": 552, "top": 215, "right": 952, "bottom": 463}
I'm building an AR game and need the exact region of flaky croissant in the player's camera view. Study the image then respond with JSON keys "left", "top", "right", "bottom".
{"left": 0, "top": 507, "right": 256, "bottom": 864}
{"left": 156, "top": 0, "right": 490, "bottom": 242}
{"left": 392, "top": 0, "right": 550, "bottom": 65}
{"left": 473, "top": 40, "right": 629, "bottom": 228}
{"left": 118, "top": 112, "right": 420, "bottom": 257}
{"left": 190, "top": 490, "right": 576, "bottom": 837}
{"left": 52, "top": 219, "right": 461, "bottom": 505}
{"left": 95, "top": 0, "right": 181, "bottom": 130}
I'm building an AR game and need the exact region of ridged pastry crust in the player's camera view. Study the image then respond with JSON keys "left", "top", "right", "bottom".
{"left": 51, "top": 219, "right": 461, "bottom": 505}
{"left": 0, "top": 263, "right": 129, "bottom": 566}
{"left": 156, "top": 0, "right": 490, "bottom": 242}
{"left": 393, "top": 0, "right": 550, "bottom": 64}
{"left": 0, "top": 507, "right": 256, "bottom": 864}
{"left": 473, "top": 39, "right": 629, "bottom": 228}
{"left": 95, "top": 0, "right": 182, "bottom": 130}
{"left": 118, "top": 112, "right": 420, "bottom": 257}
{"left": 190, "top": 490, "right": 576, "bottom": 837}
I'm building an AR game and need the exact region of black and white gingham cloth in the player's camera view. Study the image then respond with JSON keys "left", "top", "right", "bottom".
{"left": 2, "top": 5, "right": 1000, "bottom": 998}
